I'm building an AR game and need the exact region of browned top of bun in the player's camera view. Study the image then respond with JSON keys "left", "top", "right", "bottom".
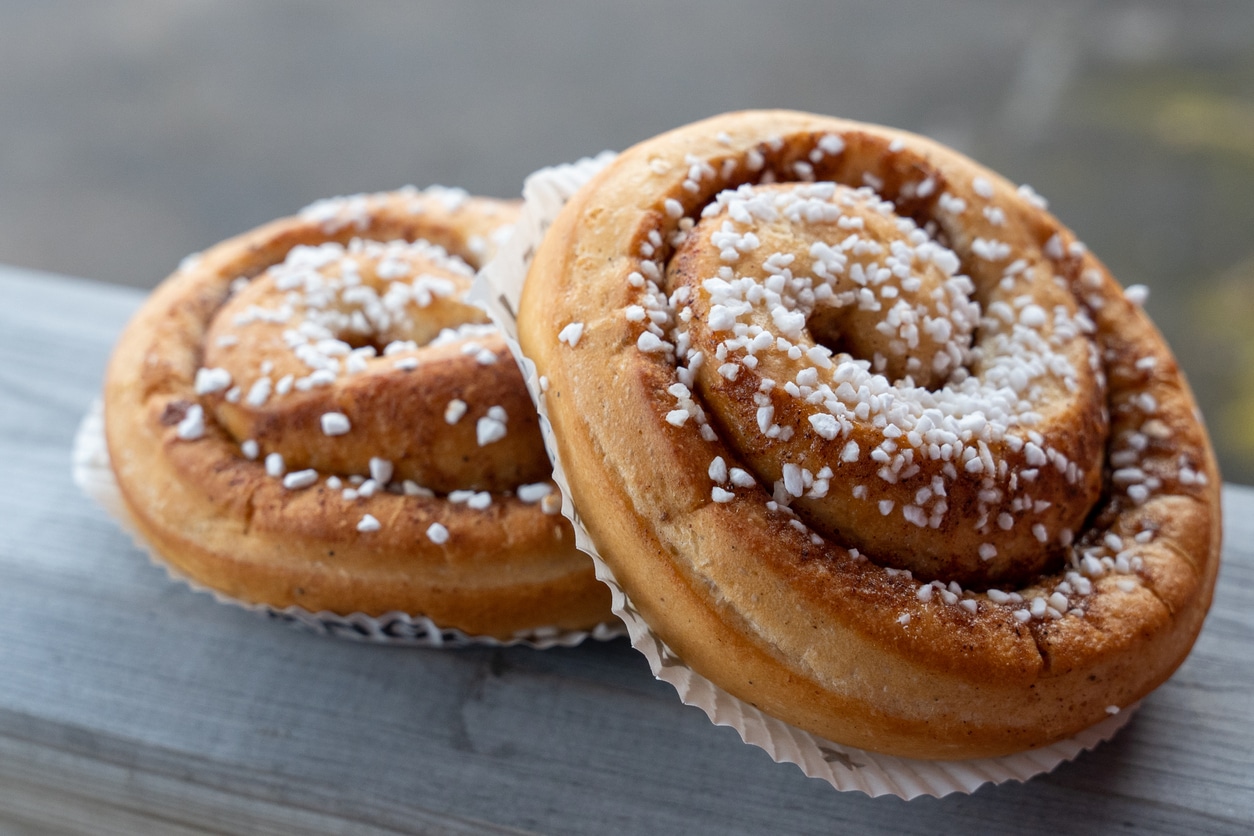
{"left": 519, "top": 110, "right": 1221, "bottom": 757}
{"left": 106, "top": 188, "right": 611, "bottom": 637}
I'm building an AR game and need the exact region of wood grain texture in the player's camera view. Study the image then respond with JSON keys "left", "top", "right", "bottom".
{"left": 0, "top": 265, "right": 1251, "bottom": 834}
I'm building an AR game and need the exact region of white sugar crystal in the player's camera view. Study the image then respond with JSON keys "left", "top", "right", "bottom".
{"left": 558, "top": 322, "right": 584, "bottom": 347}
{"left": 321, "top": 412, "right": 351, "bottom": 436}
{"left": 809, "top": 413, "right": 841, "bottom": 440}
{"left": 175, "top": 404, "right": 205, "bottom": 440}
{"left": 444, "top": 399, "right": 467, "bottom": 424}
{"left": 1017, "top": 183, "right": 1048, "bottom": 208}
{"left": 517, "top": 483, "right": 552, "bottom": 503}
{"left": 782, "top": 463, "right": 804, "bottom": 497}
{"left": 818, "top": 133, "right": 845, "bottom": 155}
{"left": 246, "top": 377, "right": 272, "bottom": 407}
{"left": 902, "top": 505, "right": 927, "bottom": 527}
{"left": 1019, "top": 305, "right": 1047, "bottom": 327}
{"left": 972, "top": 238, "right": 1011, "bottom": 261}
{"left": 369, "top": 457, "right": 393, "bottom": 485}
{"left": 477, "top": 413, "right": 508, "bottom": 446}
{"left": 637, "top": 332, "right": 669, "bottom": 353}
{"left": 194, "top": 367, "right": 232, "bottom": 395}
{"left": 282, "top": 469, "right": 318, "bottom": 490}
{"left": 402, "top": 480, "right": 434, "bottom": 497}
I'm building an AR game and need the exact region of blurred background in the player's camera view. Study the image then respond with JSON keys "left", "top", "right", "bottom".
{"left": 1, "top": 0, "right": 1252, "bottom": 482}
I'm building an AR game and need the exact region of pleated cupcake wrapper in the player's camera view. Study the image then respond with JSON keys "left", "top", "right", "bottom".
{"left": 469, "top": 152, "right": 1138, "bottom": 798}
{"left": 72, "top": 399, "right": 625, "bottom": 649}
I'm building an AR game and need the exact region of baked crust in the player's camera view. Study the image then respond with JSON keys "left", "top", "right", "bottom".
{"left": 105, "top": 188, "right": 611, "bottom": 637}
{"left": 518, "top": 111, "right": 1221, "bottom": 758}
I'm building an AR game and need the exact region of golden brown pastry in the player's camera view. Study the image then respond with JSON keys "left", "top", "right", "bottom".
{"left": 518, "top": 111, "right": 1221, "bottom": 758}
{"left": 105, "top": 187, "right": 611, "bottom": 638}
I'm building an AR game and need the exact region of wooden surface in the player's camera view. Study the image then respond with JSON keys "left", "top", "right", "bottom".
{"left": 1, "top": 264, "right": 1251, "bottom": 835}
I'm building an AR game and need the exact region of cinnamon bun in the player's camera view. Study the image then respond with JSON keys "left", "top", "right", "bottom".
{"left": 518, "top": 111, "right": 1221, "bottom": 758}
{"left": 105, "top": 187, "right": 612, "bottom": 638}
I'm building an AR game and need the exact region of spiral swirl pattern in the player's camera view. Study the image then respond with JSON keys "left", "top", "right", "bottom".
{"left": 519, "top": 111, "right": 1221, "bottom": 757}
{"left": 105, "top": 188, "right": 611, "bottom": 637}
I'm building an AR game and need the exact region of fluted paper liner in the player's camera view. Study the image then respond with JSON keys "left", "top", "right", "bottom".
{"left": 468, "top": 152, "right": 1138, "bottom": 798}
{"left": 72, "top": 399, "right": 624, "bottom": 649}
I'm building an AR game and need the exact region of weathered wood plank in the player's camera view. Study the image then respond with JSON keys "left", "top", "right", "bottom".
{"left": 0, "top": 265, "right": 1251, "bottom": 834}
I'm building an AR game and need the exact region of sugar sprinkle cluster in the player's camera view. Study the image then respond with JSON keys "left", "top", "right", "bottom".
{"left": 174, "top": 194, "right": 560, "bottom": 542}
{"left": 556, "top": 130, "right": 1206, "bottom": 627}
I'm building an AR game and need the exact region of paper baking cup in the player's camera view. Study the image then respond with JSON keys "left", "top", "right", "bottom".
{"left": 468, "top": 153, "right": 1138, "bottom": 798}
{"left": 72, "top": 400, "right": 625, "bottom": 649}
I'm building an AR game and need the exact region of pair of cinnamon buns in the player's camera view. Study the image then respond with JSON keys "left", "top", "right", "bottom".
{"left": 104, "top": 111, "right": 1221, "bottom": 760}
